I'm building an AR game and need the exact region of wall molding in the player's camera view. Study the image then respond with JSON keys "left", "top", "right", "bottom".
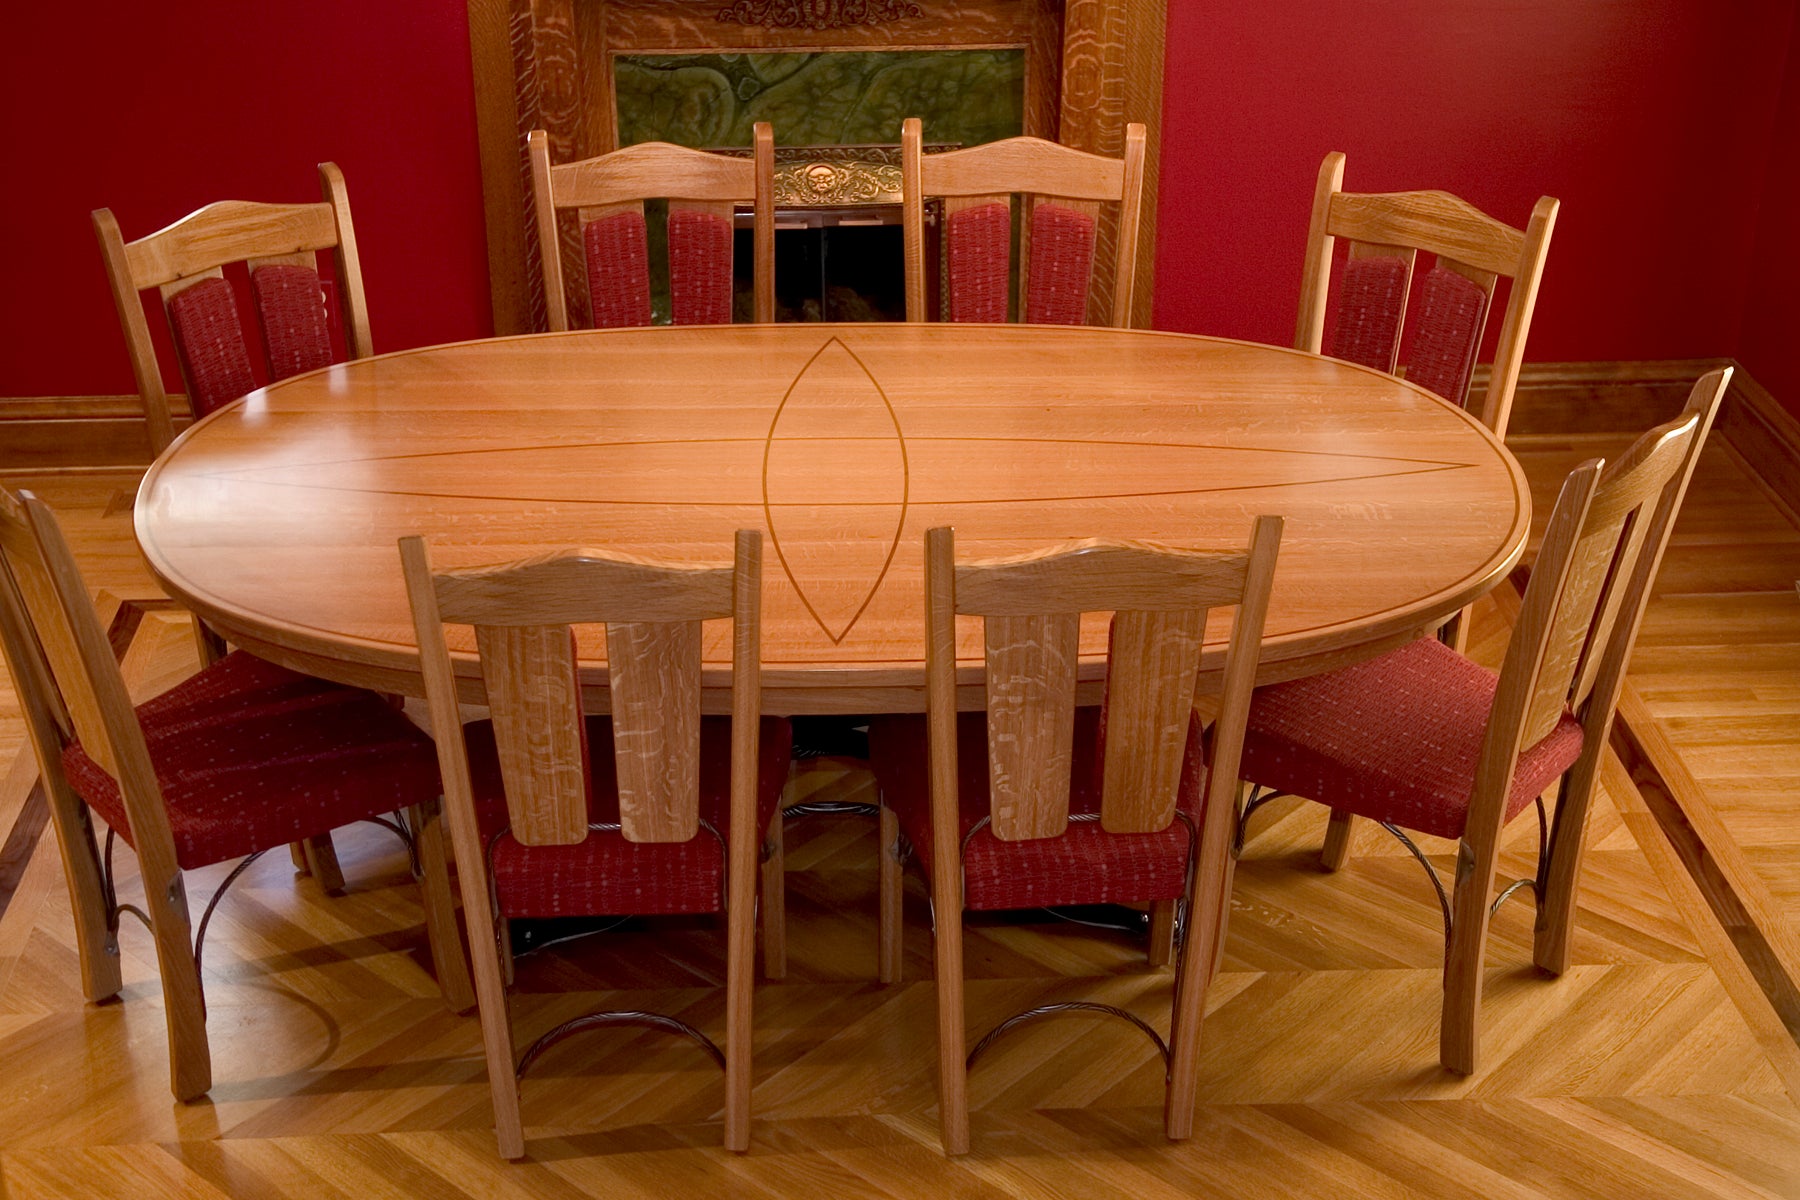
{"left": 1720, "top": 367, "right": 1800, "bottom": 527}
{"left": 4, "top": 362, "right": 1798, "bottom": 524}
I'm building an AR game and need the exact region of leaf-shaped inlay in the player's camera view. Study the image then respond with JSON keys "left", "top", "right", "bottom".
{"left": 763, "top": 338, "right": 908, "bottom": 643}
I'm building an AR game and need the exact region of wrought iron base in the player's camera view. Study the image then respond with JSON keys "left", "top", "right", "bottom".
{"left": 782, "top": 800, "right": 881, "bottom": 820}
{"left": 516, "top": 1010, "right": 726, "bottom": 1078}
{"left": 967, "top": 1002, "right": 1171, "bottom": 1070}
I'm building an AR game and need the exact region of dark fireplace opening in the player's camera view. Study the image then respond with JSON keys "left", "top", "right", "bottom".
{"left": 734, "top": 210, "right": 927, "bottom": 323}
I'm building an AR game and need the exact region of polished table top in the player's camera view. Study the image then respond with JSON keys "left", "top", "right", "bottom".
{"left": 136, "top": 323, "right": 1531, "bottom": 713}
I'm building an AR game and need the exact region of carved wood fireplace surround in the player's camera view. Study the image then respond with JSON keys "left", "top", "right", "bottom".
{"left": 466, "top": 0, "right": 1165, "bottom": 334}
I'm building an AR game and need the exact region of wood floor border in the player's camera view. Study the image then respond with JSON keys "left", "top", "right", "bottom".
{"left": 1611, "top": 685, "right": 1800, "bottom": 1044}
{"left": 1602, "top": 738, "right": 1800, "bottom": 1104}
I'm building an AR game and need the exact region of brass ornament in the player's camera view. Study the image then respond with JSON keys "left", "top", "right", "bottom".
{"left": 775, "top": 160, "right": 905, "bottom": 206}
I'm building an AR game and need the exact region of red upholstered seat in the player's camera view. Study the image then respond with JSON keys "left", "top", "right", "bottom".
{"left": 465, "top": 715, "right": 793, "bottom": 918}
{"left": 60, "top": 651, "right": 442, "bottom": 870}
{"left": 667, "top": 208, "right": 734, "bottom": 325}
{"left": 584, "top": 210, "right": 654, "bottom": 328}
{"left": 1404, "top": 265, "right": 1490, "bottom": 406}
{"left": 1328, "top": 254, "right": 1408, "bottom": 373}
{"left": 869, "top": 706, "right": 1204, "bottom": 911}
{"left": 945, "top": 202, "right": 1011, "bottom": 323}
{"left": 251, "top": 264, "right": 335, "bottom": 382}
{"left": 1239, "top": 637, "right": 1585, "bottom": 840}
{"left": 1024, "top": 203, "right": 1096, "bottom": 326}
{"left": 167, "top": 276, "right": 259, "bottom": 417}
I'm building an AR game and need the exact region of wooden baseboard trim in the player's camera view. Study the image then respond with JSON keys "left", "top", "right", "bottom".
{"left": 1486, "top": 358, "right": 1729, "bottom": 437}
{"left": 1721, "top": 369, "right": 1800, "bottom": 527}
{"left": 0, "top": 395, "right": 190, "bottom": 471}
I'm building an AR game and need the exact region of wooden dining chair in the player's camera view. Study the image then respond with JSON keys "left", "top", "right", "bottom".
{"left": 901, "top": 117, "right": 1147, "bottom": 326}
{"left": 1232, "top": 368, "right": 1729, "bottom": 1076}
{"left": 529, "top": 125, "right": 775, "bottom": 331}
{"left": 94, "top": 162, "right": 370, "bottom": 456}
{"left": 401, "top": 529, "right": 792, "bottom": 1158}
{"left": 0, "top": 485, "right": 472, "bottom": 1103}
{"left": 1298, "top": 151, "right": 1558, "bottom": 439}
{"left": 1295, "top": 151, "right": 1558, "bottom": 861}
{"left": 868, "top": 518, "right": 1283, "bottom": 1153}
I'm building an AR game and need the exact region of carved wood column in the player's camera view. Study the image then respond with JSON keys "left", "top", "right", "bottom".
{"left": 1060, "top": 0, "right": 1163, "bottom": 327}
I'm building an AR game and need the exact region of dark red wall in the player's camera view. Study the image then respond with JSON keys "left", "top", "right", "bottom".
{"left": 1738, "top": 16, "right": 1800, "bottom": 411}
{"left": 3, "top": 2, "right": 1798, "bottom": 417}
{"left": 1155, "top": 0, "right": 1794, "bottom": 376}
{"left": 0, "top": 1, "right": 492, "bottom": 399}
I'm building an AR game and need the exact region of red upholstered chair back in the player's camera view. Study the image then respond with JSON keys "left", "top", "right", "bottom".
{"left": 901, "top": 118, "right": 1147, "bottom": 328}
{"left": 0, "top": 487, "right": 184, "bottom": 886}
{"left": 529, "top": 126, "right": 775, "bottom": 332}
{"left": 922, "top": 518, "right": 1281, "bottom": 846}
{"left": 1296, "top": 152, "right": 1558, "bottom": 437}
{"left": 93, "top": 164, "right": 370, "bottom": 454}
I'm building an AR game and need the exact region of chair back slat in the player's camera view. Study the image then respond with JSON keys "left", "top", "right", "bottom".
{"left": 918, "top": 137, "right": 1128, "bottom": 201}
{"left": 954, "top": 539, "right": 1250, "bottom": 615}
{"left": 1099, "top": 608, "right": 1208, "bottom": 834}
{"left": 938, "top": 526, "right": 1281, "bottom": 844}
{"left": 1327, "top": 189, "right": 1526, "bottom": 278}
{"left": 1023, "top": 197, "right": 1101, "bottom": 327}
{"left": 549, "top": 140, "right": 763, "bottom": 208}
{"left": 409, "top": 540, "right": 741, "bottom": 852}
{"left": 121, "top": 200, "right": 341, "bottom": 289}
{"left": 985, "top": 612, "right": 1079, "bottom": 841}
{"left": 607, "top": 619, "right": 704, "bottom": 843}
{"left": 432, "top": 548, "right": 734, "bottom": 626}
{"left": 472, "top": 623, "right": 592, "bottom": 846}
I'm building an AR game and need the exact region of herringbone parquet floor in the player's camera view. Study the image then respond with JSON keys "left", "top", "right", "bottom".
{"left": 0, "top": 449, "right": 1797, "bottom": 1199}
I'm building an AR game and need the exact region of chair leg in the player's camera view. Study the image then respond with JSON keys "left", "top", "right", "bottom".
{"left": 473, "top": 940, "right": 525, "bottom": 1157}
{"left": 931, "top": 865, "right": 969, "bottom": 1154}
{"left": 451, "top": 861, "right": 523, "bottom": 1156}
{"left": 1440, "top": 840, "right": 1496, "bottom": 1076}
{"left": 1147, "top": 900, "right": 1176, "bottom": 968}
{"left": 760, "top": 816, "right": 787, "bottom": 981}
{"left": 1534, "top": 765, "right": 1599, "bottom": 976}
{"left": 299, "top": 833, "right": 344, "bottom": 893}
{"left": 41, "top": 781, "right": 121, "bottom": 1002}
{"left": 1168, "top": 779, "right": 1243, "bottom": 1139}
{"left": 191, "top": 615, "right": 227, "bottom": 668}
{"left": 1320, "top": 809, "right": 1357, "bottom": 872}
{"left": 1165, "top": 896, "right": 1214, "bottom": 1141}
{"left": 724, "top": 805, "right": 759, "bottom": 1153}
{"left": 878, "top": 805, "right": 903, "bottom": 985}
{"left": 409, "top": 799, "right": 474, "bottom": 1012}
{"left": 137, "top": 861, "right": 212, "bottom": 1101}
{"left": 289, "top": 842, "right": 310, "bottom": 873}
{"left": 725, "top": 897, "right": 755, "bottom": 1152}
{"left": 1437, "top": 605, "right": 1471, "bottom": 655}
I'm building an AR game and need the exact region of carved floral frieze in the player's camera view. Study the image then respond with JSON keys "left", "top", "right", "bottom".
{"left": 715, "top": 0, "right": 924, "bottom": 31}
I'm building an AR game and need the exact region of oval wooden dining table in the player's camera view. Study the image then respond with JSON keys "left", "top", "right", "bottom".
{"left": 135, "top": 323, "right": 1531, "bottom": 714}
